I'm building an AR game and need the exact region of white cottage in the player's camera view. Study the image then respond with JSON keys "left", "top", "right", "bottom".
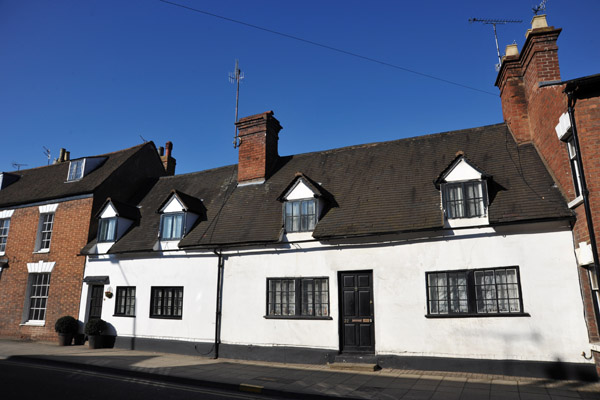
{"left": 80, "top": 111, "right": 594, "bottom": 378}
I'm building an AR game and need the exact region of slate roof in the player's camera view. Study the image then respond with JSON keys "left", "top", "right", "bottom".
{"left": 99, "top": 123, "right": 572, "bottom": 253}
{"left": 0, "top": 143, "right": 153, "bottom": 209}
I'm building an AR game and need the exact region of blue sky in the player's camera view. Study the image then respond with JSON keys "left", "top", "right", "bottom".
{"left": 1, "top": 1, "right": 599, "bottom": 174}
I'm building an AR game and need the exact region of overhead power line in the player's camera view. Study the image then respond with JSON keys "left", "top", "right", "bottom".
{"left": 159, "top": 0, "right": 498, "bottom": 96}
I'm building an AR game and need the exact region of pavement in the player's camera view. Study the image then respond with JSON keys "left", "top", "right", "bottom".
{"left": 1, "top": 339, "right": 599, "bottom": 400}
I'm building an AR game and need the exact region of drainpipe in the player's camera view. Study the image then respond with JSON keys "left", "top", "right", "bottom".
{"left": 565, "top": 90, "right": 600, "bottom": 307}
{"left": 213, "top": 249, "right": 225, "bottom": 359}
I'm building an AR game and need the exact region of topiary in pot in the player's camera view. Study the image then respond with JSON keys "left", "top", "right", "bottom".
{"left": 54, "top": 316, "right": 79, "bottom": 346}
{"left": 84, "top": 318, "right": 107, "bottom": 349}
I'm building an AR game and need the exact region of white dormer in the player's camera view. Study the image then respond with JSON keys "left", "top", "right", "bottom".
{"left": 0, "top": 173, "right": 19, "bottom": 190}
{"left": 279, "top": 175, "right": 325, "bottom": 235}
{"left": 67, "top": 157, "right": 107, "bottom": 182}
{"left": 95, "top": 199, "right": 135, "bottom": 254}
{"left": 437, "top": 156, "right": 489, "bottom": 228}
{"left": 156, "top": 192, "right": 200, "bottom": 249}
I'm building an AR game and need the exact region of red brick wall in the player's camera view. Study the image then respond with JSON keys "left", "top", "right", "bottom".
{"left": 236, "top": 111, "right": 282, "bottom": 183}
{"left": 0, "top": 197, "right": 93, "bottom": 341}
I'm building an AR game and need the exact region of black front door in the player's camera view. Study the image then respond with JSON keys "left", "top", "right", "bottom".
{"left": 88, "top": 285, "right": 103, "bottom": 320}
{"left": 339, "top": 271, "right": 374, "bottom": 353}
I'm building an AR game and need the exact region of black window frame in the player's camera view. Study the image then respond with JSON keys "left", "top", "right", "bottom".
{"left": 98, "top": 217, "right": 118, "bottom": 243}
{"left": 426, "top": 267, "right": 528, "bottom": 318}
{"left": 265, "top": 277, "right": 331, "bottom": 319}
{"left": 0, "top": 218, "right": 10, "bottom": 253}
{"left": 443, "top": 180, "right": 487, "bottom": 219}
{"left": 150, "top": 286, "right": 183, "bottom": 319}
{"left": 114, "top": 286, "right": 136, "bottom": 317}
{"left": 284, "top": 199, "right": 317, "bottom": 233}
{"left": 159, "top": 212, "right": 186, "bottom": 240}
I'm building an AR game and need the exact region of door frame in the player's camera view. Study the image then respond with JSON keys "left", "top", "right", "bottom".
{"left": 337, "top": 269, "right": 375, "bottom": 354}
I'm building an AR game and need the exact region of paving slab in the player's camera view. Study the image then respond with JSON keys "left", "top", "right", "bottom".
{"left": 0, "top": 339, "right": 599, "bottom": 400}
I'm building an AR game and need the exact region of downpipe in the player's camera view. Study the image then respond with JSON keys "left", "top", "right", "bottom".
{"left": 213, "top": 249, "right": 225, "bottom": 359}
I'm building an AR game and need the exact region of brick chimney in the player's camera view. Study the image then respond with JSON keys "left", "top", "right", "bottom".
{"left": 160, "top": 141, "right": 176, "bottom": 176}
{"left": 495, "top": 15, "right": 564, "bottom": 144}
{"left": 235, "top": 111, "right": 283, "bottom": 184}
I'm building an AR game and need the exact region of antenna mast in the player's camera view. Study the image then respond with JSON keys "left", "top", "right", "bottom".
{"left": 11, "top": 162, "right": 27, "bottom": 171}
{"left": 469, "top": 18, "right": 522, "bottom": 70}
{"left": 229, "top": 59, "right": 244, "bottom": 148}
{"left": 42, "top": 146, "right": 51, "bottom": 165}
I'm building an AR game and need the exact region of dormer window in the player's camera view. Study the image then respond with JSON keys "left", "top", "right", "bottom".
{"left": 66, "top": 157, "right": 107, "bottom": 182}
{"left": 98, "top": 217, "right": 117, "bottom": 242}
{"left": 67, "top": 159, "right": 84, "bottom": 181}
{"left": 279, "top": 173, "right": 328, "bottom": 234}
{"left": 436, "top": 155, "right": 489, "bottom": 226}
{"left": 443, "top": 181, "right": 486, "bottom": 219}
{"left": 156, "top": 190, "right": 202, "bottom": 243}
{"left": 159, "top": 212, "right": 185, "bottom": 240}
{"left": 285, "top": 199, "right": 316, "bottom": 233}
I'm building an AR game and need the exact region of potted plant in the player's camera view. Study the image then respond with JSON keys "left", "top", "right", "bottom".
{"left": 54, "top": 316, "right": 79, "bottom": 346}
{"left": 84, "top": 318, "right": 107, "bottom": 349}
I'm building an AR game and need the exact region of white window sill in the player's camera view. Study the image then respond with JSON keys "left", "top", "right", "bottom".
{"left": 0, "top": 251, "right": 5, "bottom": 256}
{"left": 20, "top": 321, "right": 45, "bottom": 327}
{"left": 33, "top": 249, "right": 50, "bottom": 254}
{"left": 568, "top": 195, "right": 584, "bottom": 209}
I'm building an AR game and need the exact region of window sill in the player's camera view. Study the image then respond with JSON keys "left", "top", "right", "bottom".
{"left": 149, "top": 316, "right": 182, "bottom": 320}
{"left": 20, "top": 321, "right": 45, "bottom": 326}
{"left": 425, "top": 312, "right": 530, "bottom": 319}
{"left": 113, "top": 314, "right": 136, "bottom": 318}
{"left": 568, "top": 195, "right": 584, "bottom": 209}
{"left": 33, "top": 249, "right": 50, "bottom": 254}
{"left": 264, "top": 315, "right": 333, "bottom": 320}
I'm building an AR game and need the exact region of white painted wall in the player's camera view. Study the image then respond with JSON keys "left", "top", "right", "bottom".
{"left": 81, "top": 222, "right": 591, "bottom": 365}
{"left": 80, "top": 253, "right": 217, "bottom": 343}
{"left": 445, "top": 159, "right": 482, "bottom": 182}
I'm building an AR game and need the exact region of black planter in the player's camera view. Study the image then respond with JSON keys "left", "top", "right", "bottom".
{"left": 88, "top": 335, "right": 103, "bottom": 349}
{"left": 73, "top": 333, "right": 85, "bottom": 346}
{"left": 57, "top": 333, "right": 73, "bottom": 346}
{"left": 102, "top": 335, "right": 116, "bottom": 349}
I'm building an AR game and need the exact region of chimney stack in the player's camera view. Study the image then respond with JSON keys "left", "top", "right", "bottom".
{"left": 495, "top": 15, "right": 563, "bottom": 144}
{"left": 160, "top": 141, "right": 176, "bottom": 176}
{"left": 235, "top": 111, "right": 283, "bottom": 185}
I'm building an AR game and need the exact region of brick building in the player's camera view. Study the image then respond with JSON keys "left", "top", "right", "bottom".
{"left": 496, "top": 15, "right": 600, "bottom": 373}
{"left": 0, "top": 142, "right": 167, "bottom": 340}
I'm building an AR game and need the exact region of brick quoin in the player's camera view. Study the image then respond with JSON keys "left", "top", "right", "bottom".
{"left": 0, "top": 198, "right": 93, "bottom": 341}
{"left": 497, "top": 15, "right": 600, "bottom": 374}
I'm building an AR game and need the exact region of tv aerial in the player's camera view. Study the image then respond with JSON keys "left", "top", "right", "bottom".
{"left": 43, "top": 146, "right": 51, "bottom": 165}
{"left": 533, "top": 0, "right": 547, "bottom": 15}
{"left": 11, "top": 162, "right": 27, "bottom": 171}
{"left": 229, "top": 59, "right": 244, "bottom": 149}
{"left": 469, "top": 18, "right": 522, "bottom": 71}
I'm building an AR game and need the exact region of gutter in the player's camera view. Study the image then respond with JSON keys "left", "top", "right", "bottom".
{"left": 212, "top": 249, "right": 225, "bottom": 359}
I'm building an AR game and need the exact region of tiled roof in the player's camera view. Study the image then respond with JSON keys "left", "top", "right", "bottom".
{"left": 0, "top": 143, "right": 153, "bottom": 209}
{"left": 102, "top": 123, "right": 572, "bottom": 253}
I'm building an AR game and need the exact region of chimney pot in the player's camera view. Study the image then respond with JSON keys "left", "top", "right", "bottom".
{"left": 65, "top": 151, "right": 70, "bottom": 161}
{"left": 526, "top": 14, "right": 549, "bottom": 37}
{"left": 160, "top": 141, "right": 176, "bottom": 176}
{"left": 58, "top": 148, "right": 66, "bottom": 163}
{"left": 505, "top": 43, "right": 519, "bottom": 58}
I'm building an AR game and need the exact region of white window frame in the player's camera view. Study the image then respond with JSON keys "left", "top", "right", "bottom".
{"left": 567, "top": 136, "right": 583, "bottom": 198}
{"left": 0, "top": 218, "right": 10, "bottom": 254}
{"left": 67, "top": 159, "right": 85, "bottom": 181}
{"left": 35, "top": 213, "right": 54, "bottom": 252}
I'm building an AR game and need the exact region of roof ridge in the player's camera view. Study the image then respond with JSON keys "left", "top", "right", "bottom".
{"left": 283, "top": 122, "right": 507, "bottom": 159}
